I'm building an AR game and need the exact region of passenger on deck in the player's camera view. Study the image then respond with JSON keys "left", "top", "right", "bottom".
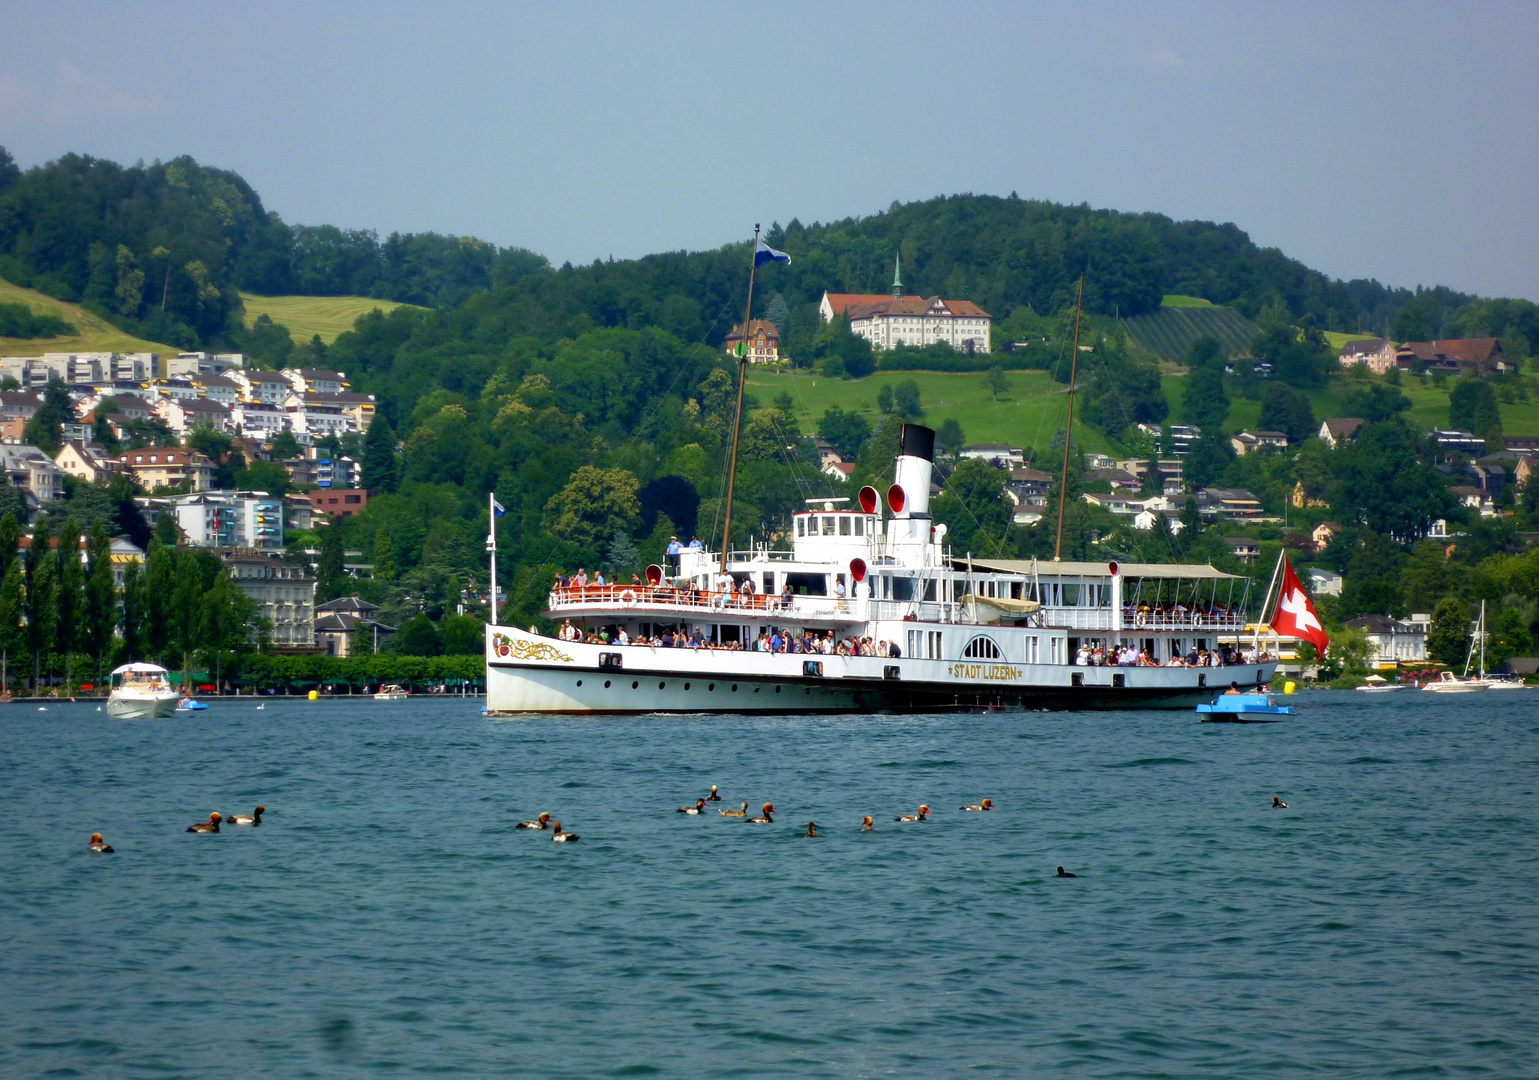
{"left": 574, "top": 568, "right": 588, "bottom": 588}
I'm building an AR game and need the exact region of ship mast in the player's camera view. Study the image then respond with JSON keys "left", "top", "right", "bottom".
{"left": 718, "top": 224, "right": 760, "bottom": 575}
{"left": 1053, "top": 275, "right": 1085, "bottom": 561}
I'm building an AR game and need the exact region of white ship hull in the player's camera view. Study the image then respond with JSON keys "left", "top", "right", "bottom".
{"left": 106, "top": 689, "right": 181, "bottom": 718}
{"left": 484, "top": 627, "right": 1276, "bottom": 715}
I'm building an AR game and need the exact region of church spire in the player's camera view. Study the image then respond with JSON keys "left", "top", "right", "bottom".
{"left": 891, "top": 253, "right": 903, "bottom": 298}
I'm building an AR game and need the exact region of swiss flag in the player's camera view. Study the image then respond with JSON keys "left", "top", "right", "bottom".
{"left": 1270, "top": 557, "right": 1329, "bottom": 653}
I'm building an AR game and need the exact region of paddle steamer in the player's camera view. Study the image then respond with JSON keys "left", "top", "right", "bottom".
{"left": 483, "top": 240, "right": 1276, "bottom": 714}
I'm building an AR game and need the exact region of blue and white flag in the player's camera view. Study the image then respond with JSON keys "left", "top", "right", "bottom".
{"left": 754, "top": 236, "right": 791, "bottom": 268}
{"left": 492, "top": 498, "right": 506, "bottom": 517}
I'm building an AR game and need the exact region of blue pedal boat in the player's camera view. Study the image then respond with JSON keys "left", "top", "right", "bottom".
{"left": 1196, "top": 692, "right": 1294, "bottom": 722}
{"left": 176, "top": 698, "right": 209, "bottom": 712}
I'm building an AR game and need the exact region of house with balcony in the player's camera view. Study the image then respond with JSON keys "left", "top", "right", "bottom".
{"left": 1230, "top": 430, "right": 1289, "bottom": 456}
{"left": 1345, "top": 614, "right": 1429, "bottom": 669}
{"left": 281, "top": 368, "right": 350, "bottom": 395}
{"left": 116, "top": 448, "right": 216, "bottom": 492}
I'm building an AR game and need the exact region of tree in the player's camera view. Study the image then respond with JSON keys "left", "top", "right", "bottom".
{"left": 23, "top": 377, "right": 72, "bottom": 455}
{"left": 168, "top": 551, "right": 212, "bottom": 682}
{"left": 394, "top": 613, "right": 441, "bottom": 656}
{"left": 893, "top": 379, "right": 923, "bottom": 420}
{"left": 120, "top": 558, "right": 145, "bottom": 661}
{"left": 876, "top": 384, "right": 895, "bottom": 414}
{"left": 155, "top": 511, "right": 179, "bottom": 546}
{"left": 316, "top": 521, "right": 347, "bottom": 602}
{"left": 144, "top": 538, "right": 175, "bottom": 661}
{"left": 0, "top": 513, "right": 19, "bottom": 579}
{"left": 984, "top": 365, "right": 1012, "bottom": 401}
{"left": 438, "top": 614, "right": 484, "bottom": 655}
{"left": 1326, "top": 627, "right": 1374, "bottom": 675}
{"left": 373, "top": 527, "right": 397, "bottom": 582}
{"left": 0, "top": 555, "right": 21, "bottom": 691}
{"left": 544, "top": 467, "right": 641, "bottom": 550}
{"left": 936, "top": 418, "right": 966, "bottom": 451}
{"left": 1427, "top": 596, "right": 1471, "bottom": 666}
{"left": 1342, "top": 384, "right": 1411, "bottom": 423}
{"left": 1181, "top": 365, "right": 1229, "bottom": 429}
{"left": 1184, "top": 428, "right": 1236, "bottom": 489}
{"left": 81, "top": 523, "right": 115, "bottom": 684}
{"left": 932, "top": 459, "right": 1012, "bottom": 555}
{"left": 361, "top": 414, "right": 400, "bottom": 493}
{"left": 23, "top": 515, "right": 56, "bottom": 691}
{"left": 816, "top": 407, "right": 872, "bottom": 460}
{"left": 200, "top": 571, "right": 255, "bottom": 692}
{"left": 1258, "top": 383, "right": 1316, "bottom": 445}
{"left": 269, "top": 428, "right": 303, "bottom": 460}
{"left": 54, "top": 517, "right": 83, "bottom": 684}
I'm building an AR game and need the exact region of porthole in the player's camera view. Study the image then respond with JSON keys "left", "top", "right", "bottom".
{"left": 659, "top": 682, "right": 666, "bottom": 690}
{"left": 708, "top": 683, "right": 715, "bottom": 691}
{"left": 754, "top": 687, "right": 761, "bottom": 693}
{"left": 604, "top": 680, "right": 611, "bottom": 688}
{"left": 684, "top": 682, "right": 691, "bottom": 691}
{"left": 732, "top": 684, "right": 738, "bottom": 691}
{"left": 632, "top": 681, "right": 639, "bottom": 689}
{"left": 576, "top": 680, "right": 582, "bottom": 687}
{"left": 775, "top": 686, "right": 781, "bottom": 694}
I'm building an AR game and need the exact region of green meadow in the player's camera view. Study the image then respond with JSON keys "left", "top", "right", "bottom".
{"left": 240, "top": 292, "right": 424, "bottom": 345}
{"left": 0, "top": 276, "right": 181, "bottom": 356}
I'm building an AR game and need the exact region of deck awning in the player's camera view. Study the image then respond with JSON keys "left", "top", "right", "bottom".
{"left": 955, "top": 557, "right": 1243, "bottom": 581}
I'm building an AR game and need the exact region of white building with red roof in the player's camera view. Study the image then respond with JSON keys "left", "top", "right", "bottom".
{"left": 818, "top": 256, "right": 991, "bottom": 355}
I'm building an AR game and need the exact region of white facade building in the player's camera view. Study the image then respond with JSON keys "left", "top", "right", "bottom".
{"left": 818, "top": 258, "right": 990, "bottom": 355}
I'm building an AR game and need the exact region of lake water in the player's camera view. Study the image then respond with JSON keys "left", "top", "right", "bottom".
{"left": 2, "top": 692, "right": 1536, "bottom": 1078}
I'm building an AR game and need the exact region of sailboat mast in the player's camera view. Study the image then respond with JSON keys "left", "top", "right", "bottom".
{"left": 1053, "top": 275, "right": 1086, "bottom": 562}
{"left": 718, "top": 224, "right": 760, "bottom": 575}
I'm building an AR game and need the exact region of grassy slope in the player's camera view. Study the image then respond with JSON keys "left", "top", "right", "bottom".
{"left": 1161, "top": 294, "right": 1216, "bottom": 308}
{"left": 0, "top": 276, "right": 182, "bottom": 356}
{"left": 240, "top": 292, "right": 423, "bottom": 345}
{"left": 747, "top": 368, "right": 1114, "bottom": 455}
{"left": 1168, "top": 374, "right": 1539, "bottom": 438}
{"left": 1322, "top": 330, "right": 1381, "bottom": 349}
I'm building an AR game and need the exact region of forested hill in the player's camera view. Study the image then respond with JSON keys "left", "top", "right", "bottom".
{"left": 0, "top": 145, "right": 1509, "bottom": 356}
{"left": 0, "top": 148, "right": 547, "bottom": 350}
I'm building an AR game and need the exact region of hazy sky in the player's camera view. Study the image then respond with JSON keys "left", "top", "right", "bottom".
{"left": 3, "top": 2, "right": 1536, "bottom": 301}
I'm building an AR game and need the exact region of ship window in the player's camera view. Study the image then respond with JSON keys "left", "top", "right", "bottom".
{"left": 963, "top": 636, "right": 1002, "bottom": 659}
{"left": 892, "top": 576, "right": 916, "bottom": 602}
{"left": 923, "top": 580, "right": 937, "bottom": 601}
{"left": 854, "top": 517, "right": 864, "bottom": 536}
{"left": 839, "top": 516, "right": 851, "bottom": 535}
{"left": 822, "top": 516, "right": 836, "bottom": 536}
{"left": 796, "top": 518, "right": 805, "bottom": 537}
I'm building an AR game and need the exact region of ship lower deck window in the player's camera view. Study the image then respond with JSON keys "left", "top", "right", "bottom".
{"left": 963, "top": 636, "right": 1002, "bottom": 659}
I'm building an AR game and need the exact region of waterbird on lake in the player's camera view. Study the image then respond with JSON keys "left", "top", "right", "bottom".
{"left": 678, "top": 798, "right": 707, "bottom": 815}
{"left": 187, "top": 812, "right": 222, "bottom": 833}
{"left": 706, "top": 785, "right": 721, "bottom": 802}
{"left": 516, "top": 812, "right": 552, "bottom": 830}
{"left": 551, "top": 821, "right": 579, "bottom": 843}
{"left": 88, "top": 832, "right": 114, "bottom": 853}
{"left": 896, "top": 805, "right": 930, "bottom": 822}
{"left": 746, "top": 803, "right": 775, "bottom": 824}
{"left": 228, "top": 806, "right": 264, "bottom": 826}
{"left": 1273, "top": 795, "right": 1288, "bottom": 808}
{"left": 720, "top": 801, "right": 749, "bottom": 817}
{"left": 804, "top": 822, "right": 819, "bottom": 838}
{"left": 255, "top": 704, "right": 265, "bottom": 711}
{"left": 1056, "top": 866, "right": 1076, "bottom": 878}
{"left": 960, "top": 799, "right": 993, "bottom": 811}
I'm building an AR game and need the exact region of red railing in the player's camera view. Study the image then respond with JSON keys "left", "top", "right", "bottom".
{"left": 548, "top": 584, "right": 794, "bottom": 614}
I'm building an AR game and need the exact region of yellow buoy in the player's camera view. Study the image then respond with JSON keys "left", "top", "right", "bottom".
{"left": 1283, "top": 680, "right": 1296, "bottom": 694}
{"left": 307, "top": 690, "right": 319, "bottom": 701}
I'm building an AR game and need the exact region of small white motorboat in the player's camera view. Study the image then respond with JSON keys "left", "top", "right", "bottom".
{"left": 1421, "top": 671, "right": 1486, "bottom": 694}
{"left": 1479, "top": 676, "right": 1526, "bottom": 691}
{"left": 1355, "top": 674, "right": 1404, "bottom": 693}
{"left": 106, "top": 663, "right": 181, "bottom": 718}
{"left": 374, "top": 684, "right": 409, "bottom": 701}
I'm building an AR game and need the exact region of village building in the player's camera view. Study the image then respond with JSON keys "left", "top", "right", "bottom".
{"left": 1319, "top": 418, "right": 1365, "bottom": 448}
{"left": 297, "top": 488, "right": 370, "bottom": 520}
{"left": 281, "top": 368, "right": 350, "bottom": 395}
{"left": 1230, "top": 430, "right": 1289, "bottom": 456}
{"left": 819, "top": 258, "right": 991, "bottom": 354}
{"left": 116, "top": 448, "right": 216, "bottom": 492}
{"left": 54, "top": 441, "right": 121, "bottom": 485}
{"left": 958, "top": 444, "right": 1025, "bottom": 469}
{"left": 222, "top": 552, "right": 316, "bottom": 646}
{"left": 0, "top": 443, "right": 66, "bottom": 507}
{"left": 1311, "top": 521, "right": 1343, "bottom": 551}
{"left": 1337, "top": 338, "right": 1399, "bottom": 375}
{"left": 1345, "top": 614, "right": 1430, "bottom": 669}
{"left": 1307, "top": 567, "right": 1344, "bottom": 597}
{"left": 315, "top": 596, "right": 396, "bottom": 657}
{"left": 723, "top": 319, "right": 781, "bottom": 364}
{"left": 1396, "top": 338, "right": 1511, "bottom": 376}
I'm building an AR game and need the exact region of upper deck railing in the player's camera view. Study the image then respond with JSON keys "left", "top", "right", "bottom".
{"left": 546, "top": 585, "right": 970, "bottom": 625}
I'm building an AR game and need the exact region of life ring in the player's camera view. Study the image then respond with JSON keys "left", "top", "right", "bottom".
{"left": 619, "top": 589, "right": 638, "bottom": 607}
{"left": 710, "top": 592, "right": 727, "bottom": 611}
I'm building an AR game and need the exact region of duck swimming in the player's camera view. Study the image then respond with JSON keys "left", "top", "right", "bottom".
{"left": 861, "top": 815, "right": 875, "bottom": 831}
{"left": 706, "top": 785, "right": 722, "bottom": 802}
{"left": 1273, "top": 795, "right": 1288, "bottom": 809}
{"left": 960, "top": 799, "right": 993, "bottom": 811}
{"left": 88, "top": 832, "right": 114, "bottom": 853}
{"left": 228, "top": 805, "right": 264, "bottom": 826}
{"left": 551, "top": 821, "right": 579, "bottom": 843}
{"left": 1056, "top": 866, "right": 1077, "bottom": 878}
{"left": 516, "top": 812, "right": 552, "bottom": 830}
{"left": 187, "top": 812, "right": 222, "bottom": 833}
{"left": 895, "top": 805, "right": 930, "bottom": 823}
{"left": 678, "top": 798, "right": 708, "bottom": 815}
{"left": 720, "top": 801, "right": 749, "bottom": 817}
{"left": 746, "top": 803, "right": 775, "bottom": 824}
{"left": 804, "top": 822, "right": 819, "bottom": 838}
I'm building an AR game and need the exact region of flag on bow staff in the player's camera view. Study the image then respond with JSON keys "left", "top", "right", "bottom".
{"left": 1269, "top": 556, "right": 1329, "bottom": 654}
